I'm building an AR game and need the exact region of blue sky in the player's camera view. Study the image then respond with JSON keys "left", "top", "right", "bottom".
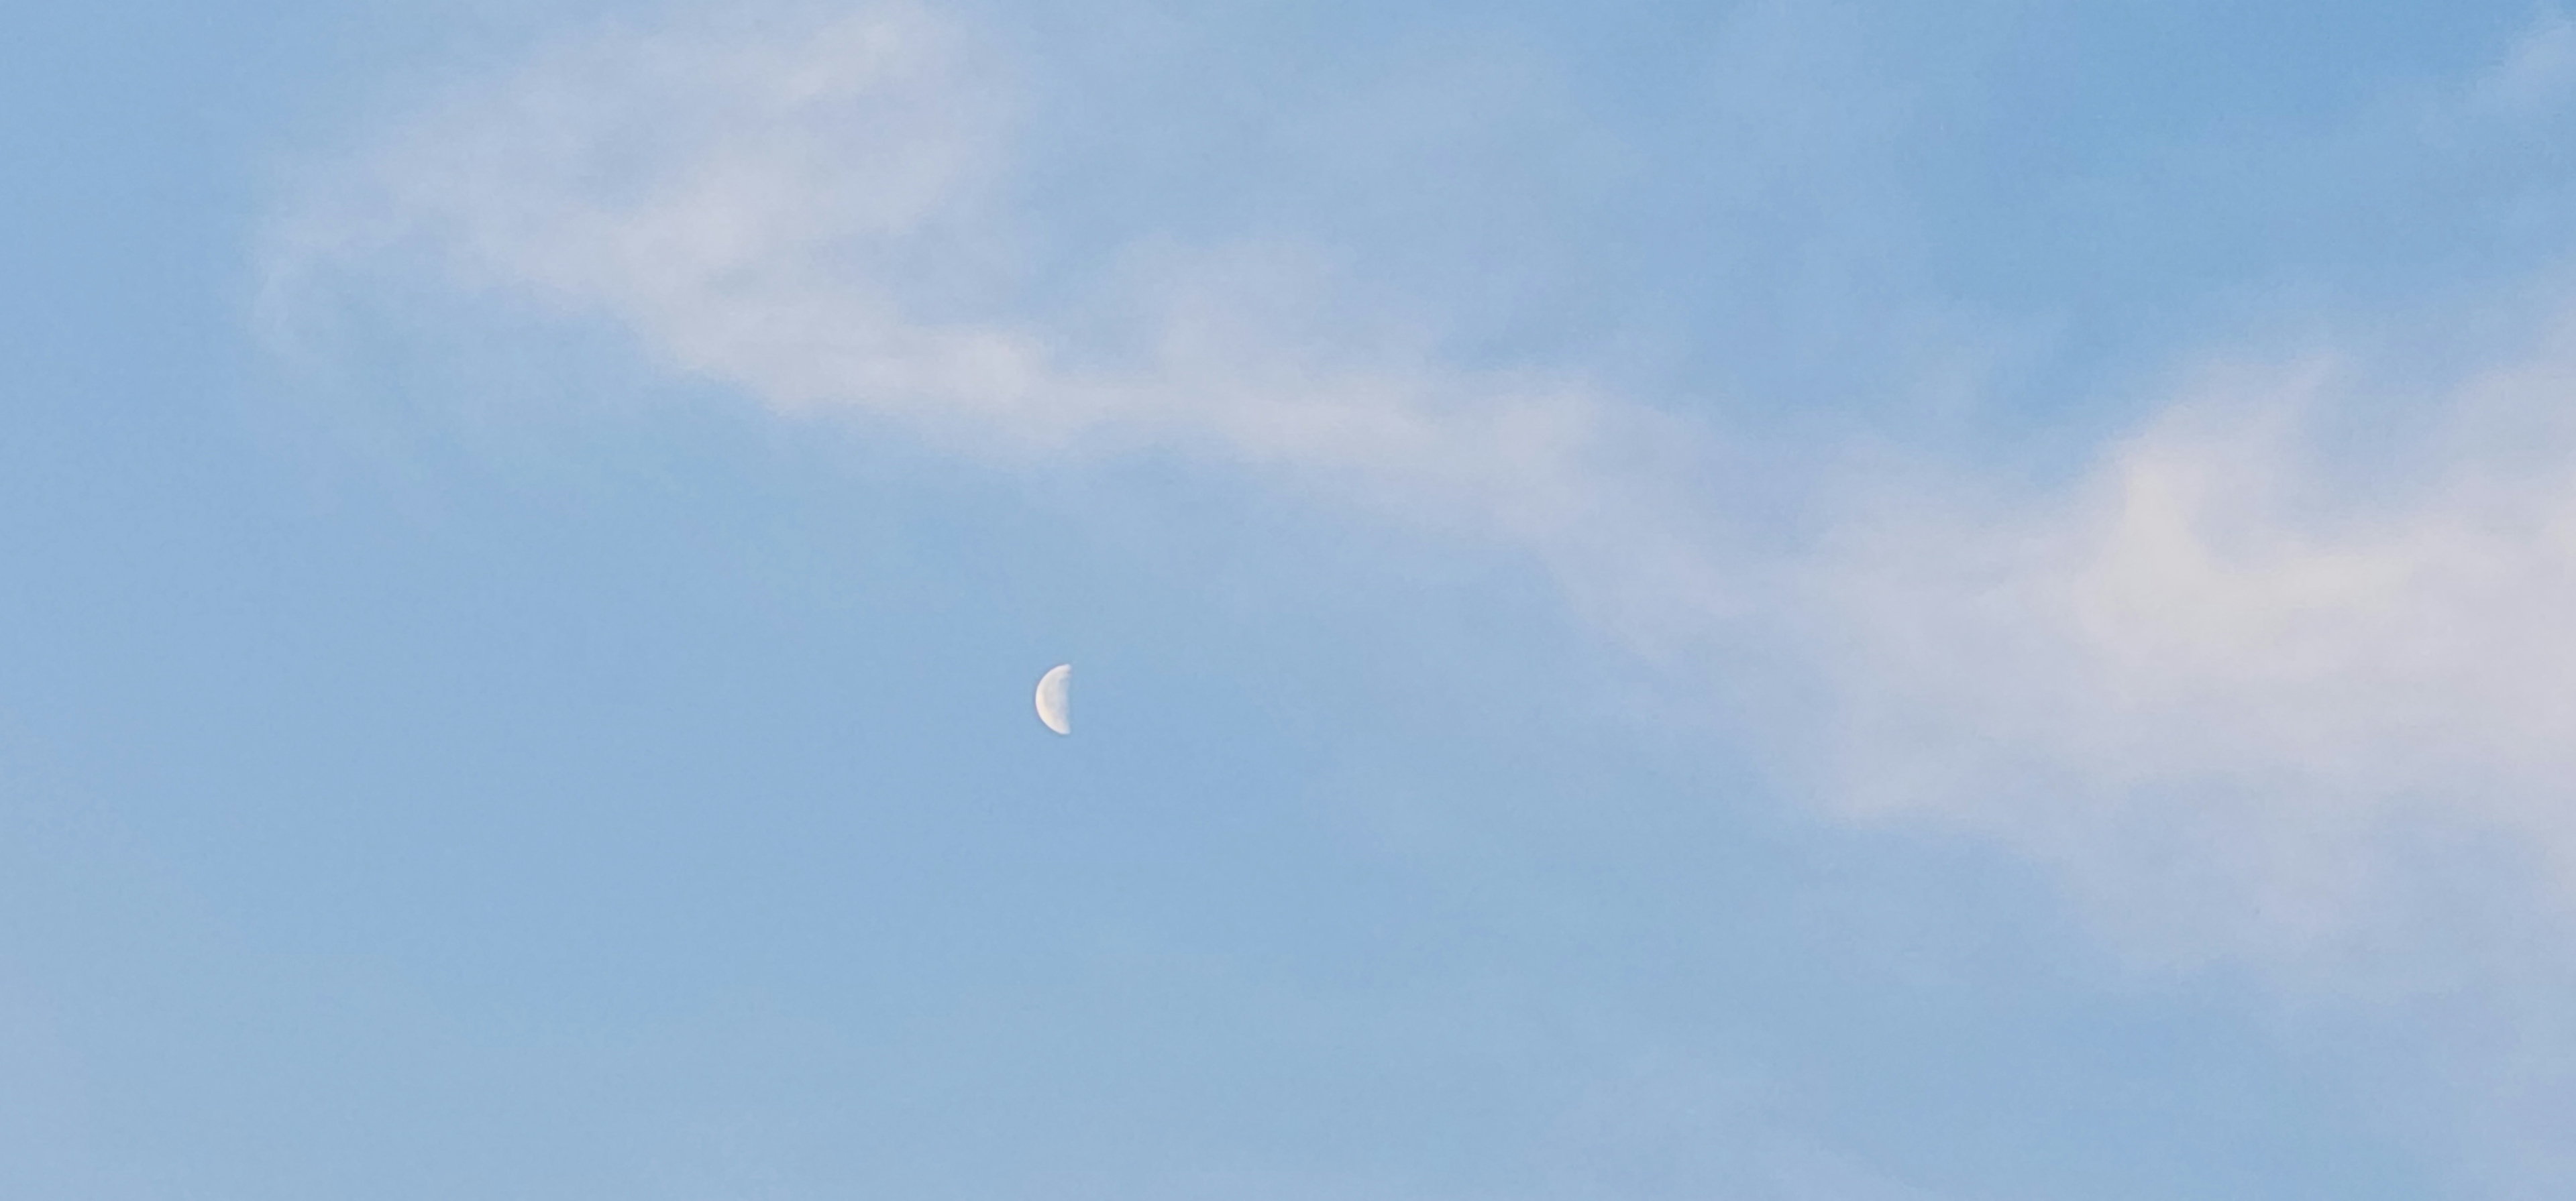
{"left": 11, "top": 1, "right": 2576, "bottom": 1196}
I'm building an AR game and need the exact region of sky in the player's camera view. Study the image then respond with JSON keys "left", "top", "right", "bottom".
{"left": 9, "top": 0, "right": 2576, "bottom": 1196}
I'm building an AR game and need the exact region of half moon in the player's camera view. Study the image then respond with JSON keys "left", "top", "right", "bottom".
{"left": 1034, "top": 663, "right": 1072, "bottom": 736}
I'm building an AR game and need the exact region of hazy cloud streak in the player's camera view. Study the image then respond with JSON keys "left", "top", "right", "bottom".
{"left": 267, "top": 0, "right": 2576, "bottom": 971}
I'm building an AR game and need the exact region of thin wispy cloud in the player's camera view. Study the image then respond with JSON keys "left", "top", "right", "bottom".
{"left": 2474, "top": 8, "right": 2576, "bottom": 117}
{"left": 267, "top": 0, "right": 2576, "bottom": 990}
{"left": 1797, "top": 339, "right": 2576, "bottom": 964}
{"left": 262, "top": 0, "right": 1741, "bottom": 648}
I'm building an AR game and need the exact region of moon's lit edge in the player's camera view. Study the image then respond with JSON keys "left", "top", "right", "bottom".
{"left": 1035, "top": 664, "right": 1071, "bottom": 735}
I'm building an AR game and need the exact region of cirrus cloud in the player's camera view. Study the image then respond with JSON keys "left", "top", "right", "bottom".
{"left": 264, "top": 0, "right": 2576, "bottom": 988}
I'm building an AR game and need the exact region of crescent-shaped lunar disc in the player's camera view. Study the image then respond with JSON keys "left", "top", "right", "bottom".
{"left": 1034, "top": 664, "right": 1072, "bottom": 736}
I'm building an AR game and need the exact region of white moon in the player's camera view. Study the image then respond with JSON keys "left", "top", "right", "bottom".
{"left": 1034, "top": 664, "right": 1072, "bottom": 736}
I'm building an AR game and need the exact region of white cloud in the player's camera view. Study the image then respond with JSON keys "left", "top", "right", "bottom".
{"left": 254, "top": 6, "right": 2576, "bottom": 1194}
{"left": 262, "top": 0, "right": 1737, "bottom": 650}
{"left": 266, "top": 0, "right": 2576, "bottom": 984}
{"left": 1792, "top": 338, "right": 2576, "bottom": 967}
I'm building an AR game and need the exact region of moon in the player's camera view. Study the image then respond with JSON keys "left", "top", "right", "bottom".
{"left": 1034, "top": 663, "right": 1071, "bottom": 736}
